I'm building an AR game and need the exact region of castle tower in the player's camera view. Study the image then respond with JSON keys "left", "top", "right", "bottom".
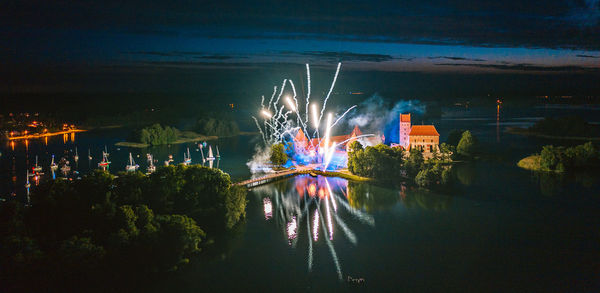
{"left": 399, "top": 113, "right": 411, "bottom": 149}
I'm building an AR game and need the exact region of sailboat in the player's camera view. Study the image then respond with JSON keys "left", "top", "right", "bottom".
{"left": 183, "top": 148, "right": 192, "bottom": 165}
{"left": 50, "top": 155, "right": 58, "bottom": 170}
{"left": 98, "top": 151, "right": 111, "bottom": 168}
{"left": 216, "top": 145, "right": 221, "bottom": 158}
{"left": 74, "top": 147, "right": 79, "bottom": 162}
{"left": 207, "top": 146, "right": 215, "bottom": 161}
{"left": 88, "top": 148, "right": 92, "bottom": 160}
{"left": 104, "top": 145, "right": 109, "bottom": 157}
{"left": 33, "top": 155, "right": 42, "bottom": 172}
{"left": 25, "top": 171, "right": 31, "bottom": 188}
{"left": 200, "top": 145, "right": 206, "bottom": 163}
{"left": 126, "top": 152, "right": 139, "bottom": 172}
{"left": 60, "top": 161, "right": 71, "bottom": 173}
{"left": 147, "top": 154, "right": 156, "bottom": 174}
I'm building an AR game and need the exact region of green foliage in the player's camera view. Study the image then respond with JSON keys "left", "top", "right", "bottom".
{"left": 0, "top": 164, "right": 245, "bottom": 290}
{"left": 457, "top": 130, "right": 478, "bottom": 157}
{"left": 135, "top": 123, "right": 180, "bottom": 145}
{"left": 270, "top": 143, "right": 288, "bottom": 166}
{"left": 195, "top": 117, "right": 239, "bottom": 136}
{"left": 439, "top": 142, "right": 455, "bottom": 161}
{"left": 446, "top": 129, "right": 465, "bottom": 146}
{"left": 415, "top": 163, "right": 446, "bottom": 188}
{"left": 347, "top": 143, "right": 404, "bottom": 180}
{"left": 539, "top": 142, "right": 600, "bottom": 172}
{"left": 405, "top": 148, "right": 424, "bottom": 178}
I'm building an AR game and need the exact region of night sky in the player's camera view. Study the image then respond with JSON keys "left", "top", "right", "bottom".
{"left": 1, "top": 0, "right": 599, "bottom": 98}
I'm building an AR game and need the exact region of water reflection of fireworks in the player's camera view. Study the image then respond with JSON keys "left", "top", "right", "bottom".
{"left": 256, "top": 175, "right": 375, "bottom": 280}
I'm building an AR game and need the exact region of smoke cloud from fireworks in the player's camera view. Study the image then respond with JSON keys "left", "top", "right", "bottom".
{"left": 345, "top": 94, "right": 425, "bottom": 135}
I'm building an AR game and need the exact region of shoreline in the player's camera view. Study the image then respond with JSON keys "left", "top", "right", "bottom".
{"left": 6, "top": 129, "right": 86, "bottom": 141}
{"left": 517, "top": 154, "right": 558, "bottom": 172}
{"left": 506, "top": 127, "right": 600, "bottom": 141}
{"left": 116, "top": 133, "right": 218, "bottom": 148}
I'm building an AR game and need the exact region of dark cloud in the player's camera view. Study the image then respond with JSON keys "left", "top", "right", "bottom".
{"left": 577, "top": 54, "right": 600, "bottom": 58}
{"left": 2, "top": 0, "right": 600, "bottom": 50}
{"left": 124, "top": 51, "right": 244, "bottom": 60}
{"left": 280, "top": 51, "right": 406, "bottom": 62}
{"left": 428, "top": 56, "right": 486, "bottom": 61}
{"left": 435, "top": 62, "right": 600, "bottom": 72}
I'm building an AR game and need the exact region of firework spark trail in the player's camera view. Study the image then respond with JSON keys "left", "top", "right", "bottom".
{"left": 323, "top": 142, "right": 337, "bottom": 170}
{"left": 273, "top": 79, "right": 287, "bottom": 113}
{"left": 331, "top": 105, "right": 357, "bottom": 128}
{"left": 317, "top": 62, "right": 341, "bottom": 131}
{"left": 267, "top": 86, "right": 277, "bottom": 111}
{"left": 337, "top": 134, "right": 376, "bottom": 146}
{"left": 317, "top": 205, "right": 343, "bottom": 280}
{"left": 252, "top": 116, "right": 267, "bottom": 144}
{"left": 305, "top": 64, "right": 311, "bottom": 122}
{"left": 261, "top": 95, "right": 265, "bottom": 109}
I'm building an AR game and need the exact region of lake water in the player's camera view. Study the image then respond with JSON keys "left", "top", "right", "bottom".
{"left": 1, "top": 104, "right": 599, "bottom": 291}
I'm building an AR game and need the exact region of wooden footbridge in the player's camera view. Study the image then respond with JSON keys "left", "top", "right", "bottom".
{"left": 235, "top": 165, "right": 317, "bottom": 188}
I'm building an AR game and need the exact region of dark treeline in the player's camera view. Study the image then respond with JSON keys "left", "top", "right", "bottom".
{"left": 539, "top": 142, "right": 600, "bottom": 172}
{"left": 132, "top": 123, "right": 180, "bottom": 145}
{"left": 0, "top": 165, "right": 247, "bottom": 292}
{"left": 529, "top": 116, "right": 600, "bottom": 137}
{"left": 195, "top": 117, "right": 240, "bottom": 137}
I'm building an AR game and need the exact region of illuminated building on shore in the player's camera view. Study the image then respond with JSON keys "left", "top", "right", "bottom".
{"left": 395, "top": 113, "right": 440, "bottom": 157}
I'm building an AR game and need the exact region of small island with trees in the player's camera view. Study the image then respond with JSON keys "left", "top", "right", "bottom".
{"left": 518, "top": 142, "right": 600, "bottom": 172}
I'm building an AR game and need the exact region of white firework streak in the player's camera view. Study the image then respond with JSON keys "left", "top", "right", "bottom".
{"left": 261, "top": 95, "right": 265, "bottom": 109}
{"left": 331, "top": 105, "right": 357, "bottom": 129}
{"left": 273, "top": 79, "right": 287, "bottom": 112}
{"left": 252, "top": 116, "right": 267, "bottom": 144}
{"left": 305, "top": 63, "right": 311, "bottom": 122}
{"left": 267, "top": 86, "right": 277, "bottom": 111}
{"left": 317, "top": 62, "right": 342, "bottom": 131}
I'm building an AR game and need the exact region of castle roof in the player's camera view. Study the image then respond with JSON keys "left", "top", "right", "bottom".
{"left": 409, "top": 125, "right": 439, "bottom": 136}
{"left": 350, "top": 125, "right": 363, "bottom": 137}
{"left": 400, "top": 114, "right": 411, "bottom": 122}
{"left": 294, "top": 129, "right": 308, "bottom": 142}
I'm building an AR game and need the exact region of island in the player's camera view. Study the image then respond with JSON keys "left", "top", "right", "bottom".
{"left": 517, "top": 141, "right": 600, "bottom": 172}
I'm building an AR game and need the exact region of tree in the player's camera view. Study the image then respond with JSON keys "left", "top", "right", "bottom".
{"left": 405, "top": 148, "right": 424, "bottom": 178}
{"left": 270, "top": 143, "right": 288, "bottom": 166}
{"left": 457, "top": 130, "right": 478, "bottom": 157}
{"left": 446, "top": 129, "right": 465, "bottom": 146}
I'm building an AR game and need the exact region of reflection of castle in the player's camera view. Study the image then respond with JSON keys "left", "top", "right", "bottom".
{"left": 395, "top": 113, "right": 440, "bottom": 155}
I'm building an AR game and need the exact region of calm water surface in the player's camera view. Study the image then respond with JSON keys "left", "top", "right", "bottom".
{"left": 1, "top": 105, "right": 599, "bottom": 291}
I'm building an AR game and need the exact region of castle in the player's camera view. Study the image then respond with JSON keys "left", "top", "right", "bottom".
{"left": 395, "top": 113, "right": 440, "bottom": 156}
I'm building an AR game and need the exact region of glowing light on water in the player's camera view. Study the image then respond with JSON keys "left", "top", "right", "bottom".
{"left": 313, "top": 209, "right": 319, "bottom": 241}
{"left": 326, "top": 196, "right": 334, "bottom": 240}
{"left": 287, "top": 216, "right": 298, "bottom": 242}
{"left": 263, "top": 197, "right": 273, "bottom": 220}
